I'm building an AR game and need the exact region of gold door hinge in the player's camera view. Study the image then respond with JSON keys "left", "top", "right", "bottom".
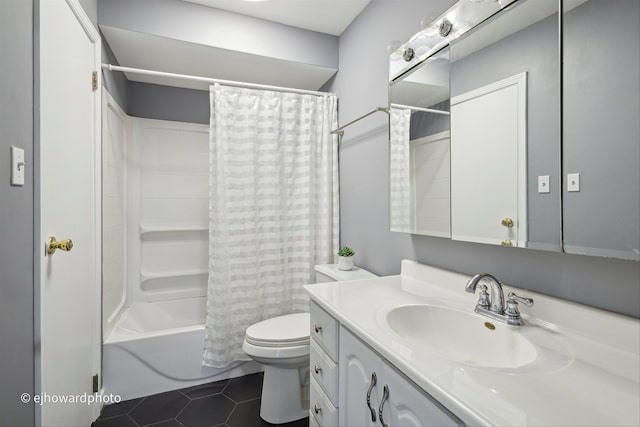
{"left": 92, "top": 71, "right": 98, "bottom": 91}
{"left": 92, "top": 374, "right": 99, "bottom": 393}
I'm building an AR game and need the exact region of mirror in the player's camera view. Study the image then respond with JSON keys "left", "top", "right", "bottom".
{"left": 389, "top": 48, "right": 451, "bottom": 237}
{"left": 562, "top": 0, "right": 639, "bottom": 261}
{"left": 389, "top": 0, "right": 562, "bottom": 251}
{"left": 449, "top": 0, "right": 561, "bottom": 250}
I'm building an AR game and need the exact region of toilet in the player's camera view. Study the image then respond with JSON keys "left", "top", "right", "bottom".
{"left": 242, "top": 263, "right": 377, "bottom": 424}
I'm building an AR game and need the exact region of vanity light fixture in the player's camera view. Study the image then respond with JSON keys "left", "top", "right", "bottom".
{"left": 390, "top": 0, "right": 507, "bottom": 79}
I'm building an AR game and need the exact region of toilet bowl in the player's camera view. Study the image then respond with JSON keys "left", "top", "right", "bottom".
{"left": 242, "top": 263, "right": 377, "bottom": 424}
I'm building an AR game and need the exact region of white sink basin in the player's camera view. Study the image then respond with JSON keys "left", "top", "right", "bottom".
{"left": 386, "top": 304, "right": 538, "bottom": 369}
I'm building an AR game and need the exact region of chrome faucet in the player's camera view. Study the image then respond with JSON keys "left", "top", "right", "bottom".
{"left": 465, "top": 273, "right": 533, "bottom": 326}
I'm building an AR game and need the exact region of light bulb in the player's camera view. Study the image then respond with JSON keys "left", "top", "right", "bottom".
{"left": 387, "top": 40, "right": 402, "bottom": 56}
{"left": 387, "top": 40, "right": 404, "bottom": 61}
{"left": 420, "top": 15, "right": 439, "bottom": 37}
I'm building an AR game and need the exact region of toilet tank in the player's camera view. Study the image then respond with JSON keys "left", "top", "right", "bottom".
{"left": 314, "top": 264, "right": 378, "bottom": 283}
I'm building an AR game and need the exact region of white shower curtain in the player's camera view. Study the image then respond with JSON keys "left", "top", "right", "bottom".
{"left": 203, "top": 84, "right": 339, "bottom": 368}
{"left": 389, "top": 107, "right": 412, "bottom": 231}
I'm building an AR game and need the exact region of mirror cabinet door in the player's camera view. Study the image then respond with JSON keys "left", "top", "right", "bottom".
{"left": 389, "top": 48, "right": 451, "bottom": 237}
{"left": 448, "top": 0, "right": 561, "bottom": 250}
{"left": 562, "top": 0, "right": 640, "bottom": 261}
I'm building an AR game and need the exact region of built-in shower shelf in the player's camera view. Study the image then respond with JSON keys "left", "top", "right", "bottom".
{"left": 139, "top": 224, "right": 208, "bottom": 236}
{"left": 140, "top": 269, "right": 208, "bottom": 283}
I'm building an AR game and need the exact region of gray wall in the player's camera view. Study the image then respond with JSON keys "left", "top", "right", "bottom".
{"left": 329, "top": 0, "right": 640, "bottom": 318}
{"left": 0, "top": 0, "right": 35, "bottom": 425}
{"left": 409, "top": 100, "right": 450, "bottom": 140}
{"left": 563, "top": 0, "right": 640, "bottom": 260}
{"left": 449, "top": 7, "right": 561, "bottom": 251}
{"left": 128, "top": 82, "right": 209, "bottom": 124}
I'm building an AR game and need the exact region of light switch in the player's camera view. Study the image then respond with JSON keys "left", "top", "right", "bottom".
{"left": 10, "top": 146, "right": 25, "bottom": 186}
{"left": 538, "top": 175, "right": 550, "bottom": 193}
{"left": 567, "top": 173, "right": 580, "bottom": 192}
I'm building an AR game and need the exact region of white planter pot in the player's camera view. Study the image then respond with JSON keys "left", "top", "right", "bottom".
{"left": 338, "top": 255, "right": 354, "bottom": 271}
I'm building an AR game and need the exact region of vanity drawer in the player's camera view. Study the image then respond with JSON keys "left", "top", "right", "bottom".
{"left": 310, "top": 302, "right": 339, "bottom": 361}
{"left": 310, "top": 378, "right": 338, "bottom": 427}
{"left": 310, "top": 339, "right": 338, "bottom": 406}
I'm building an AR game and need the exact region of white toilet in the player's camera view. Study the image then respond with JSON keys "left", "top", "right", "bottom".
{"left": 242, "top": 264, "right": 377, "bottom": 424}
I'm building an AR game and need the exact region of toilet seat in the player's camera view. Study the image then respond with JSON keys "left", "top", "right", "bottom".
{"left": 245, "top": 312, "right": 310, "bottom": 348}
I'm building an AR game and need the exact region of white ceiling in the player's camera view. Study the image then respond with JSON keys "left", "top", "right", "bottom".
{"left": 101, "top": 25, "right": 337, "bottom": 91}
{"left": 182, "top": 0, "right": 370, "bottom": 36}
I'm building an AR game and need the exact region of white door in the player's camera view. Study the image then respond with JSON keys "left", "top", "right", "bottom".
{"left": 450, "top": 73, "right": 527, "bottom": 247}
{"left": 38, "top": 1, "right": 101, "bottom": 425}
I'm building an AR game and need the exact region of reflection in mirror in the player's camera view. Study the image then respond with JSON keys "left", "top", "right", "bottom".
{"left": 449, "top": 0, "right": 560, "bottom": 250}
{"left": 389, "top": 48, "right": 451, "bottom": 237}
{"left": 563, "top": 0, "right": 639, "bottom": 261}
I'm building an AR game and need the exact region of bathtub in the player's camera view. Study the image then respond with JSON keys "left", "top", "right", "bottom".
{"left": 103, "top": 297, "right": 262, "bottom": 400}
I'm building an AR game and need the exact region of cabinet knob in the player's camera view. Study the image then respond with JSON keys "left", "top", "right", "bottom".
{"left": 313, "top": 364, "right": 322, "bottom": 374}
{"left": 501, "top": 217, "right": 514, "bottom": 228}
{"left": 314, "top": 404, "right": 321, "bottom": 414}
{"left": 314, "top": 324, "right": 322, "bottom": 333}
{"left": 501, "top": 239, "right": 513, "bottom": 247}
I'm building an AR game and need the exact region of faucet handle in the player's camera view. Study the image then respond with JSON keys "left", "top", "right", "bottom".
{"left": 507, "top": 292, "right": 534, "bottom": 307}
{"left": 477, "top": 285, "right": 491, "bottom": 309}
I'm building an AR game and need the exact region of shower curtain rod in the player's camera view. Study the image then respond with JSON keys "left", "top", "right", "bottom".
{"left": 331, "top": 106, "right": 390, "bottom": 136}
{"left": 390, "top": 103, "right": 450, "bottom": 116}
{"left": 101, "top": 64, "right": 334, "bottom": 97}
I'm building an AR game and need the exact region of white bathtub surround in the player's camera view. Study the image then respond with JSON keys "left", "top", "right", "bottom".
{"left": 103, "top": 297, "right": 262, "bottom": 400}
{"left": 305, "top": 260, "right": 640, "bottom": 426}
{"left": 204, "top": 84, "right": 339, "bottom": 368}
{"left": 102, "top": 91, "right": 128, "bottom": 337}
{"left": 101, "top": 100, "right": 255, "bottom": 398}
{"left": 102, "top": 103, "right": 212, "bottom": 308}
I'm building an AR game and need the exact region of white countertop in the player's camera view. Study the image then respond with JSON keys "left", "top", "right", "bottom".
{"left": 304, "top": 260, "right": 640, "bottom": 427}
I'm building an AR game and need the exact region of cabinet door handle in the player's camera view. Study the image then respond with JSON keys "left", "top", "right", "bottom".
{"left": 366, "top": 372, "right": 377, "bottom": 422}
{"left": 378, "top": 384, "right": 389, "bottom": 427}
{"left": 314, "top": 324, "right": 322, "bottom": 333}
{"left": 314, "top": 404, "right": 321, "bottom": 414}
{"left": 314, "top": 364, "right": 322, "bottom": 374}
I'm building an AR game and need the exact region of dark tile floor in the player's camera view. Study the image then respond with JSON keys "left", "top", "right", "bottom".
{"left": 92, "top": 373, "right": 309, "bottom": 427}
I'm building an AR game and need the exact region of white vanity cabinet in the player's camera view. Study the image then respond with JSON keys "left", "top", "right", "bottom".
{"left": 310, "top": 298, "right": 463, "bottom": 427}
{"left": 339, "top": 326, "right": 462, "bottom": 427}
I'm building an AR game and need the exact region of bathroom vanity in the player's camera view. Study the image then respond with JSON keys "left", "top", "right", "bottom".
{"left": 305, "top": 260, "right": 640, "bottom": 426}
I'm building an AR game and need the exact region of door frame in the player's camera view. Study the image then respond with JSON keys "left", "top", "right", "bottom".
{"left": 35, "top": 0, "right": 102, "bottom": 424}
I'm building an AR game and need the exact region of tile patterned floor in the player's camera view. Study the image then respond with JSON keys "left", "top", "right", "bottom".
{"left": 92, "top": 373, "right": 309, "bottom": 427}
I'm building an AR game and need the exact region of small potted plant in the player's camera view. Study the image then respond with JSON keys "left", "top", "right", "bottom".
{"left": 337, "top": 246, "right": 355, "bottom": 271}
